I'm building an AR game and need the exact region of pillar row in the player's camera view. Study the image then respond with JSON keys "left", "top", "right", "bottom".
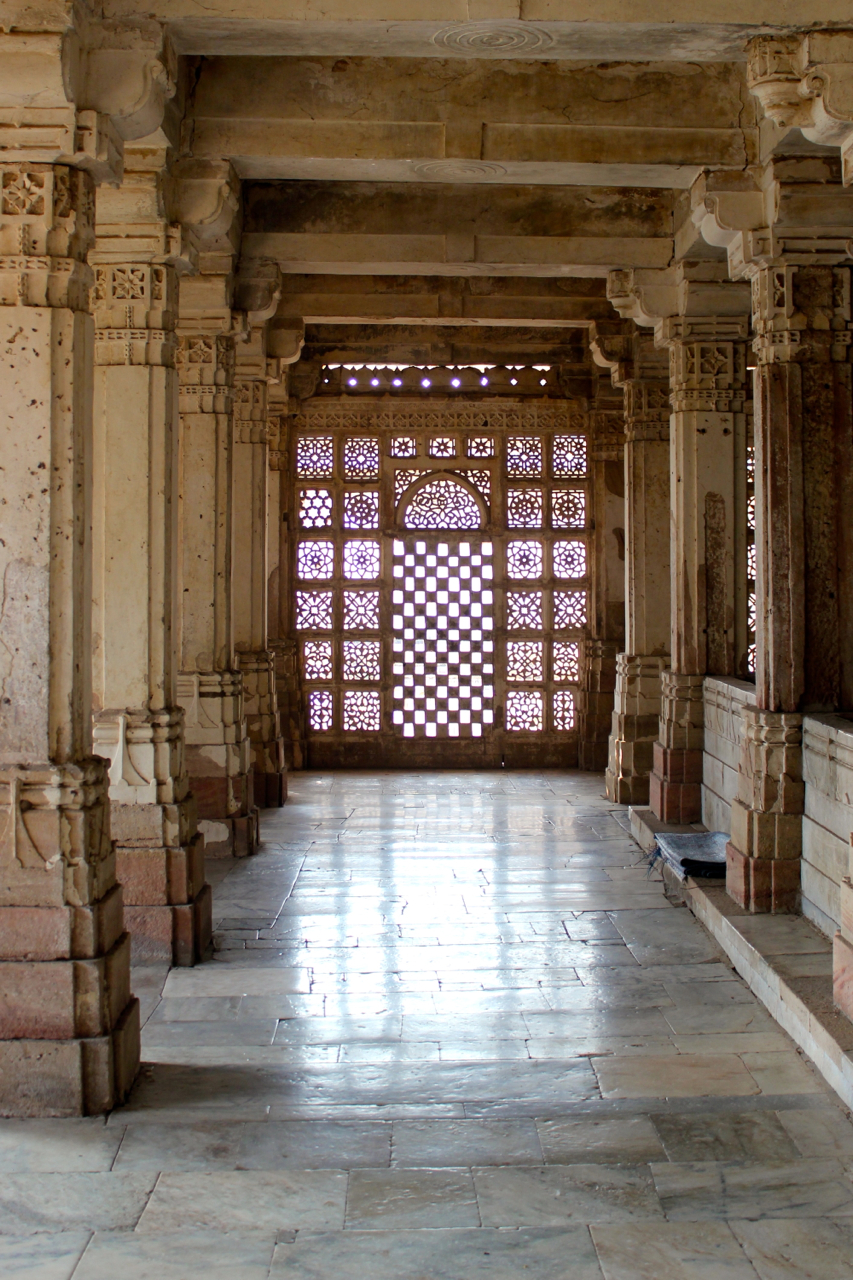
{"left": 0, "top": 162, "right": 139, "bottom": 1114}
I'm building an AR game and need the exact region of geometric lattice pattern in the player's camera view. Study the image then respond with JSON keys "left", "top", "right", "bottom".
{"left": 343, "top": 437, "right": 380, "bottom": 480}
{"left": 390, "top": 436, "right": 418, "bottom": 457}
{"left": 299, "top": 488, "right": 334, "bottom": 528}
{"left": 429, "top": 436, "right": 455, "bottom": 458}
{"left": 553, "top": 435, "right": 587, "bottom": 478}
{"left": 343, "top": 490, "right": 380, "bottom": 530}
{"left": 507, "top": 488, "right": 543, "bottom": 529}
{"left": 343, "top": 540, "right": 381, "bottom": 580}
{"left": 552, "top": 489, "right": 586, "bottom": 529}
{"left": 553, "top": 590, "right": 587, "bottom": 629}
{"left": 506, "top": 436, "right": 543, "bottom": 478}
{"left": 343, "top": 689, "right": 381, "bottom": 731}
{"left": 392, "top": 539, "right": 494, "bottom": 739}
{"left": 553, "top": 540, "right": 587, "bottom": 579}
{"left": 343, "top": 639, "right": 381, "bottom": 682}
{"left": 506, "top": 591, "right": 543, "bottom": 630}
{"left": 303, "top": 640, "right": 333, "bottom": 681}
{"left": 297, "top": 541, "right": 335, "bottom": 580}
{"left": 506, "top": 540, "right": 543, "bottom": 580}
{"left": 308, "top": 689, "right": 334, "bottom": 731}
{"left": 343, "top": 590, "right": 380, "bottom": 630}
{"left": 296, "top": 436, "right": 334, "bottom": 478}
{"left": 467, "top": 436, "right": 495, "bottom": 458}
{"left": 553, "top": 640, "right": 580, "bottom": 682}
{"left": 506, "top": 689, "right": 543, "bottom": 732}
{"left": 507, "top": 641, "right": 544, "bottom": 682}
{"left": 553, "top": 689, "right": 575, "bottom": 730}
{"left": 296, "top": 590, "right": 334, "bottom": 631}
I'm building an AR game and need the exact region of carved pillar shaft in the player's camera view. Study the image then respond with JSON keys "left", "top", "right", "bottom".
{"left": 89, "top": 221, "right": 210, "bottom": 965}
{"left": 728, "top": 261, "right": 853, "bottom": 914}
{"left": 233, "top": 344, "right": 287, "bottom": 808}
{"left": 175, "top": 297, "right": 258, "bottom": 858}
{"left": 0, "top": 162, "right": 139, "bottom": 1115}
{"left": 650, "top": 320, "right": 749, "bottom": 824}
{"left": 605, "top": 343, "right": 671, "bottom": 805}
{"left": 577, "top": 400, "right": 625, "bottom": 771}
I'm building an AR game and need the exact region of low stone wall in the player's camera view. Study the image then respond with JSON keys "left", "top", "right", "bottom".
{"left": 802, "top": 715, "right": 853, "bottom": 938}
{"left": 701, "top": 676, "right": 758, "bottom": 835}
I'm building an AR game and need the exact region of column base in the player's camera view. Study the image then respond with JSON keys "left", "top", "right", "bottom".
{"left": 833, "top": 929, "right": 853, "bottom": 1022}
{"left": 726, "top": 842, "right": 801, "bottom": 913}
{"left": 124, "top": 882, "right": 213, "bottom": 966}
{"left": 0, "top": 995, "right": 140, "bottom": 1118}
{"left": 649, "top": 742, "right": 703, "bottom": 823}
{"left": 198, "top": 810, "right": 259, "bottom": 859}
{"left": 576, "top": 639, "right": 618, "bottom": 774}
{"left": 605, "top": 654, "right": 669, "bottom": 805}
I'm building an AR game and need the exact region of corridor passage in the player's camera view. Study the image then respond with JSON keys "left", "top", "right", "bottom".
{"left": 4, "top": 771, "right": 853, "bottom": 1278}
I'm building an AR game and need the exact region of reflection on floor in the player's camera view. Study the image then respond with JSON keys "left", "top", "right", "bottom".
{"left": 3, "top": 770, "right": 853, "bottom": 1279}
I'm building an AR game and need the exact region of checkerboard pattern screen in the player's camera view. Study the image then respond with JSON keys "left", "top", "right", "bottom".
{"left": 391, "top": 538, "right": 495, "bottom": 739}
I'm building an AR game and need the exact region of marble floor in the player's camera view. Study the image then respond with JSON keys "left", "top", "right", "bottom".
{"left": 4, "top": 770, "right": 853, "bottom": 1279}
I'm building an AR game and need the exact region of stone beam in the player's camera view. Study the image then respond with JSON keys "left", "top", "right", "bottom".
{"left": 297, "top": 323, "right": 592, "bottom": 368}
{"left": 242, "top": 182, "right": 673, "bottom": 278}
{"left": 96, "top": 7, "right": 853, "bottom": 61}
{"left": 187, "top": 56, "right": 753, "bottom": 190}
{"left": 275, "top": 274, "right": 614, "bottom": 327}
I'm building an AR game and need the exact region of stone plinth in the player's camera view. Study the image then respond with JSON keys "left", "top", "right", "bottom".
{"left": 237, "top": 650, "right": 287, "bottom": 808}
{"left": 650, "top": 671, "right": 705, "bottom": 824}
{"left": 606, "top": 655, "right": 669, "bottom": 805}
{"left": 726, "top": 708, "right": 803, "bottom": 913}
{"left": 178, "top": 671, "right": 258, "bottom": 857}
{"left": 577, "top": 639, "right": 619, "bottom": 773}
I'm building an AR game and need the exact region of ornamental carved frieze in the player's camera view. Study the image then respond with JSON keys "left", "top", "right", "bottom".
{"left": 0, "top": 761, "right": 111, "bottom": 895}
{"left": 0, "top": 164, "right": 95, "bottom": 308}
{"left": 622, "top": 380, "right": 671, "bottom": 442}
{"left": 750, "top": 262, "right": 853, "bottom": 365}
{"left": 176, "top": 333, "right": 235, "bottom": 414}
{"left": 658, "top": 318, "right": 749, "bottom": 413}
{"left": 289, "top": 403, "right": 588, "bottom": 434}
{"left": 93, "top": 262, "right": 177, "bottom": 366}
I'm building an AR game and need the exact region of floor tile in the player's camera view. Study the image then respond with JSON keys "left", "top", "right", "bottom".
{"left": 592, "top": 1055, "right": 760, "bottom": 1099}
{"left": 0, "top": 1232, "right": 91, "bottom": 1279}
{"left": 345, "top": 1168, "right": 480, "bottom": 1228}
{"left": 135, "top": 1171, "right": 348, "bottom": 1232}
{"left": 270, "top": 1227, "right": 604, "bottom": 1279}
{"left": 775, "top": 1107, "right": 853, "bottom": 1159}
{"left": 0, "top": 1121, "right": 122, "bottom": 1173}
{"left": 112, "top": 1122, "right": 244, "bottom": 1171}
{"left": 234, "top": 1121, "right": 391, "bottom": 1169}
{"left": 0, "top": 1174, "right": 156, "bottom": 1235}
{"left": 731, "top": 1216, "right": 853, "bottom": 1279}
{"left": 652, "top": 1158, "right": 853, "bottom": 1220}
{"left": 72, "top": 1230, "right": 276, "bottom": 1280}
{"left": 536, "top": 1116, "right": 666, "bottom": 1165}
{"left": 649, "top": 1110, "right": 801, "bottom": 1163}
{"left": 591, "top": 1220, "right": 758, "bottom": 1279}
{"left": 391, "top": 1119, "right": 542, "bottom": 1167}
{"left": 474, "top": 1164, "right": 663, "bottom": 1226}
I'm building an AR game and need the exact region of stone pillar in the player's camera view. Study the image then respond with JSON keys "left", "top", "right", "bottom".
{"left": 267, "top": 396, "right": 307, "bottom": 770}
{"left": 0, "top": 162, "right": 139, "bottom": 1114}
{"left": 594, "top": 331, "right": 672, "bottom": 805}
{"left": 233, "top": 330, "right": 287, "bottom": 807}
{"left": 175, "top": 280, "right": 258, "bottom": 857}
{"left": 727, "top": 258, "right": 853, "bottom": 912}
{"left": 576, "top": 390, "right": 625, "bottom": 770}
{"left": 89, "top": 162, "right": 210, "bottom": 966}
{"left": 650, "top": 318, "right": 750, "bottom": 823}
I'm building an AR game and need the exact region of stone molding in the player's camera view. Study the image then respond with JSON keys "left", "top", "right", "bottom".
{"left": 0, "top": 162, "right": 94, "bottom": 309}
{"left": 91, "top": 707, "right": 189, "bottom": 810}
{"left": 92, "top": 261, "right": 177, "bottom": 366}
{"left": 746, "top": 33, "right": 853, "bottom": 185}
{"left": 176, "top": 331, "right": 235, "bottom": 413}
{"left": 290, "top": 402, "right": 588, "bottom": 433}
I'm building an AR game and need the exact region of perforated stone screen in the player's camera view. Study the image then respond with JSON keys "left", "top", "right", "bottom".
{"left": 287, "top": 401, "right": 590, "bottom": 765}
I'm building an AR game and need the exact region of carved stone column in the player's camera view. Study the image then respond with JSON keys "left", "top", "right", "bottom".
{"left": 267, "top": 397, "right": 307, "bottom": 770}
{"left": 593, "top": 330, "right": 671, "bottom": 805}
{"left": 0, "top": 162, "right": 139, "bottom": 1114}
{"left": 576, "top": 387, "right": 625, "bottom": 771}
{"left": 89, "top": 161, "right": 210, "bottom": 966}
{"left": 233, "top": 327, "right": 287, "bottom": 808}
{"left": 650, "top": 318, "right": 750, "bottom": 823}
{"left": 176, "top": 283, "right": 257, "bottom": 858}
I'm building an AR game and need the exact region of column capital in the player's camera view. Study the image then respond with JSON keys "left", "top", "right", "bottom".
{"left": 0, "top": 161, "right": 94, "bottom": 308}
{"left": 746, "top": 32, "right": 853, "bottom": 185}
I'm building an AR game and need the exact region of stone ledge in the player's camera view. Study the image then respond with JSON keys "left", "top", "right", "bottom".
{"left": 629, "top": 803, "right": 853, "bottom": 1109}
